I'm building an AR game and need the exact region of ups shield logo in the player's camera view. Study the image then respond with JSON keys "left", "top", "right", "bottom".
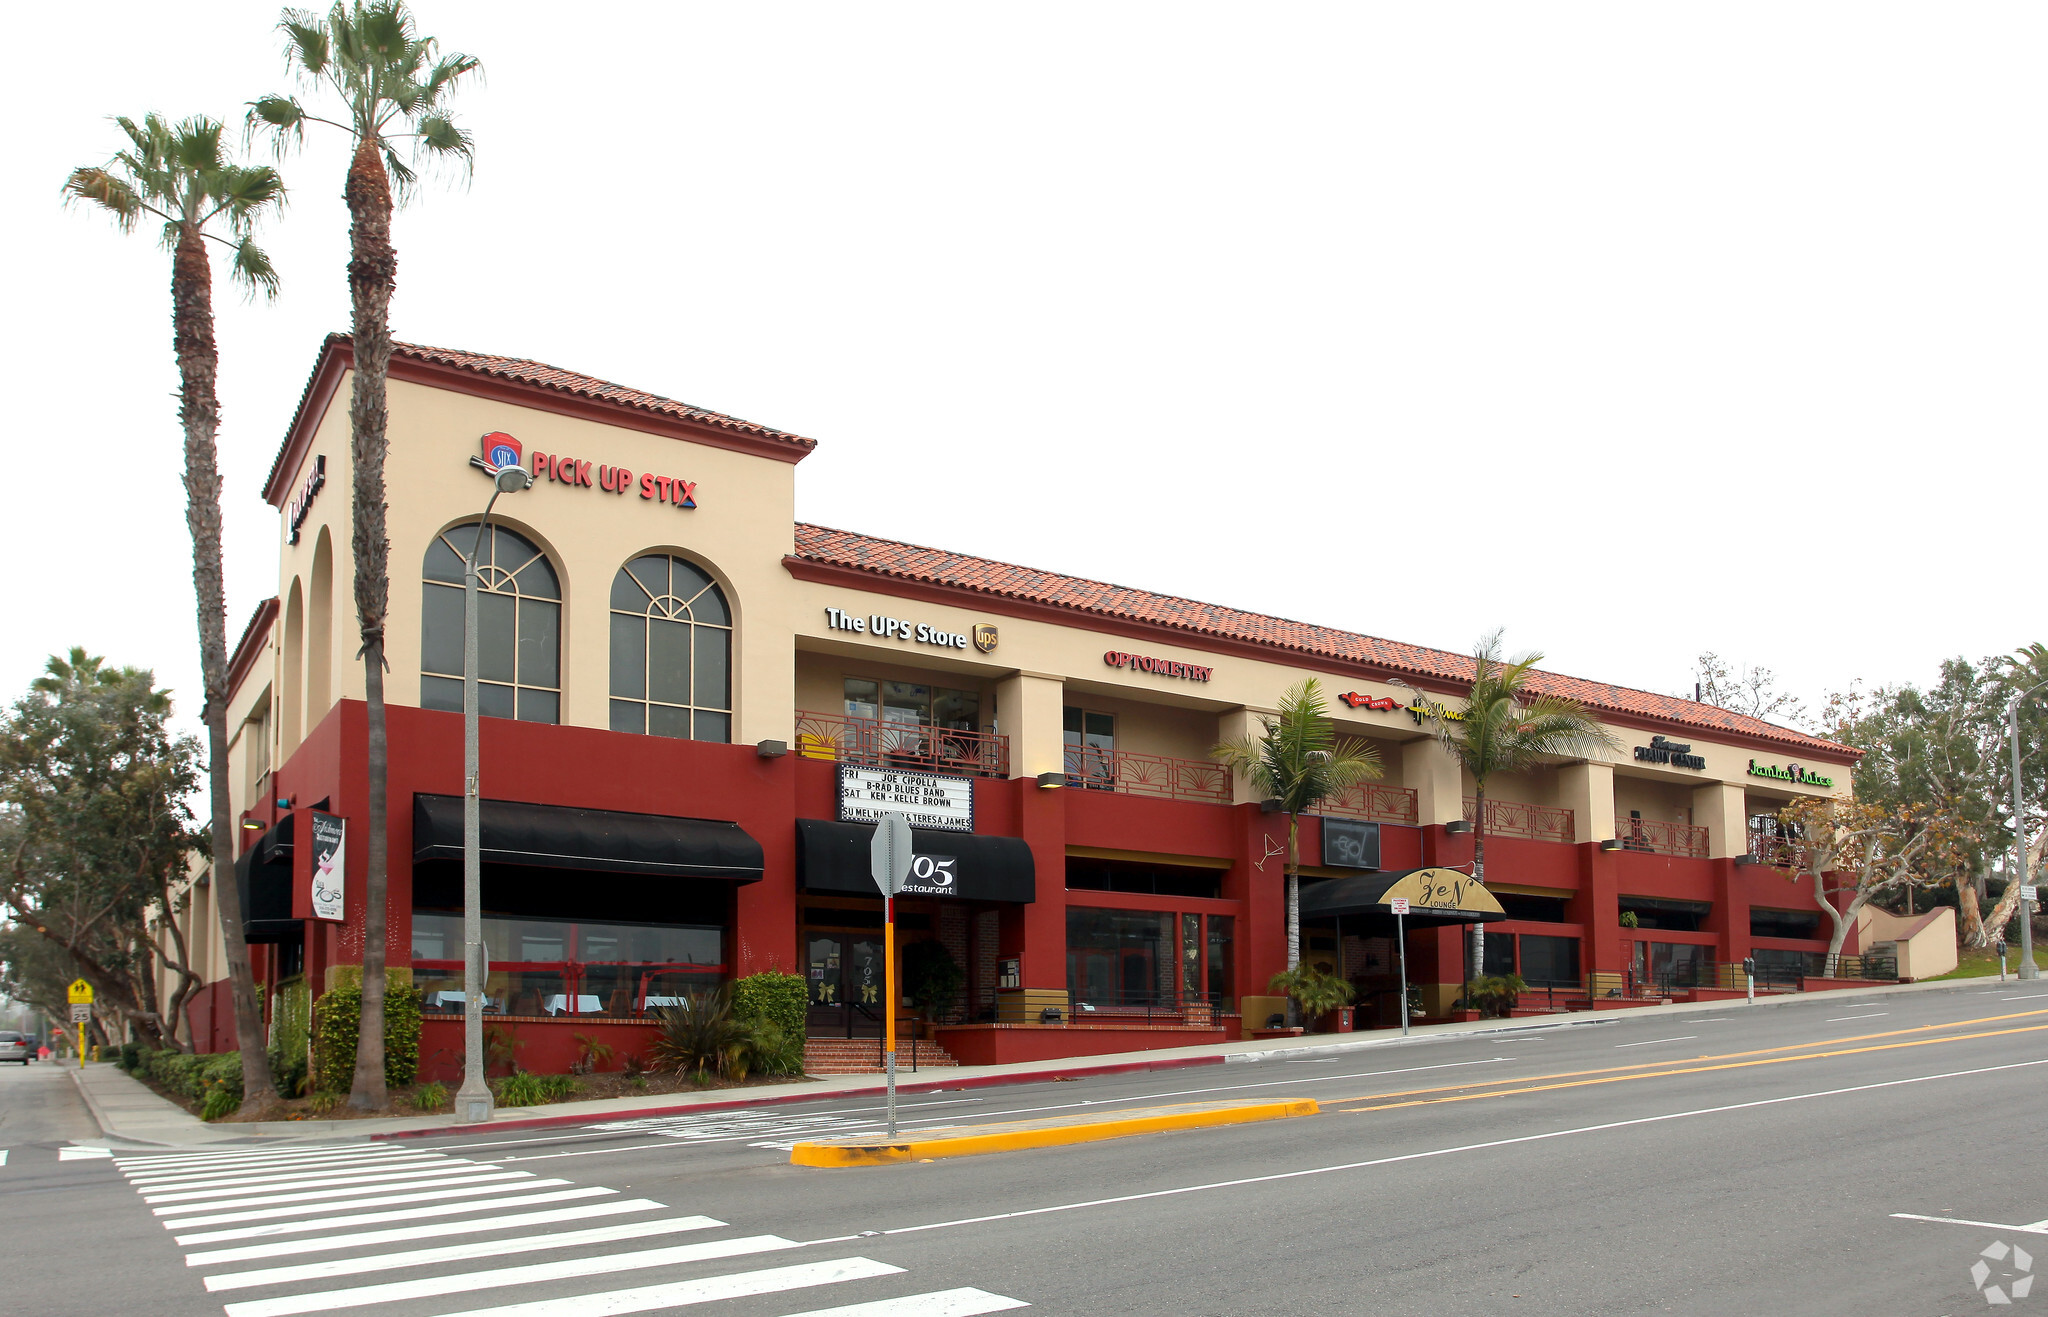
{"left": 972, "top": 624, "right": 999, "bottom": 654}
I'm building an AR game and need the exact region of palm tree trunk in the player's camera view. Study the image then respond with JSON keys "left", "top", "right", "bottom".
{"left": 1469, "top": 787, "right": 1487, "bottom": 985}
{"left": 172, "top": 226, "right": 278, "bottom": 1107}
{"left": 346, "top": 134, "right": 396, "bottom": 1110}
{"left": 1284, "top": 813, "right": 1301, "bottom": 1027}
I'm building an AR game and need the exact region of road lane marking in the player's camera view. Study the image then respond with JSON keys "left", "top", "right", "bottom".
{"left": 131, "top": 1154, "right": 455, "bottom": 1191}
{"left": 2003, "top": 994, "right": 2048, "bottom": 1001}
{"left": 837, "top": 1059, "right": 2048, "bottom": 1243}
{"left": 150, "top": 1170, "right": 532, "bottom": 1213}
{"left": 185, "top": 1199, "right": 678, "bottom": 1264}
{"left": 203, "top": 1215, "right": 727, "bottom": 1291}
{"left": 143, "top": 1161, "right": 489, "bottom": 1202}
{"left": 776, "top": 1290, "right": 1030, "bottom": 1316}
{"left": 1893, "top": 1213, "right": 2048, "bottom": 1233}
{"left": 173, "top": 1187, "right": 615, "bottom": 1246}
{"left": 1614, "top": 1036, "right": 1697, "bottom": 1048}
{"left": 414, "top": 1257, "right": 905, "bottom": 1317}
{"left": 1335, "top": 1023, "right": 2048, "bottom": 1112}
{"left": 160, "top": 1177, "right": 574, "bottom": 1229}
{"left": 59, "top": 1146, "right": 112, "bottom": 1160}
{"left": 218, "top": 1234, "right": 807, "bottom": 1317}
{"left": 1826, "top": 1013, "right": 1888, "bottom": 1022}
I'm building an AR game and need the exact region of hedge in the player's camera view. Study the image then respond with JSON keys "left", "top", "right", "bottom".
{"left": 731, "top": 970, "right": 807, "bottom": 1075}
{"left": 312, "top": 982, "right": 424, "bottom": 1094}
{"left": 143, "top": 1049, "right": 246, "bottom": 1106}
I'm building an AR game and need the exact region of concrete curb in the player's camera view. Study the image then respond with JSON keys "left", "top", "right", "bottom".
{"left": 1225, "top": 1014, "right": 1621, "bottom": 1063}
{"left": 375, "top": 1053, "right": 1230, "bottom": 1140}
{"left": 66, "top": 1064, "right": 120, "bottom": 1142}
{"left": 788, "top": 1097, "right": 1319, "bottom": 1167}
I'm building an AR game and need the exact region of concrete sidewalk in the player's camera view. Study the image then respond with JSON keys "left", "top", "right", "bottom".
{"left": 66, "top": 974, "right": 1982, "bottom": 1148}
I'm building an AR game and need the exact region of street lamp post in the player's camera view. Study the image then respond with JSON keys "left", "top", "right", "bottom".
{"left": 2011, "top": 679, "right": 2047, "bottom": 981}
{"left": 454, "top": 457, "right": 532, "bottom": 1124}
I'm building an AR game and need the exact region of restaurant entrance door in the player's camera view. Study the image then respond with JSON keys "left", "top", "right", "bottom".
{"left": 805, "top": 933, "right": 887, "bottom": 1038}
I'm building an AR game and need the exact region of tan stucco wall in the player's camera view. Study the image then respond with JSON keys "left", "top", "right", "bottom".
{"left": 1858, "top": 906, "right": 1959, "bottom": 979}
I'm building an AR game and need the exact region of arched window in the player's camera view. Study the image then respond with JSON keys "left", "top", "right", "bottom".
{"left": 421, "top": 523, "right": 561, "bottom": 723}
{"left": 609, "top": 554, "right": 731, "bottom": 741}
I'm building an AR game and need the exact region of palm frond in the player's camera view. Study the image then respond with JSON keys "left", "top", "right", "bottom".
{"left": 227, "top": 235, "right": 282, "bottom": 303}
{"left": 1211, "top": 678, "right": 1384, "bottom": 814}
{"left": 247, "top": 95, "right": 309, "bottom": 153}
{"left": 280, "top": 9, "right": 332, "bottom": 75}
{"left": 60, "top": 167, "right": 144, "bottom": 229}
{"left": 414, "top": 112, "right": 472, "bottom": 166}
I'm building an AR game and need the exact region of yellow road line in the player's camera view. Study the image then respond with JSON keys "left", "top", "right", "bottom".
{"left": 791, "top": 1098, "right": 1320, "bottom": 1167}
{"left": 1321, "top": 1008, "right": 2048, "bottom": 1107}
{"left": 1336, "top": 1024, "right": 2048, "bottom": 1112}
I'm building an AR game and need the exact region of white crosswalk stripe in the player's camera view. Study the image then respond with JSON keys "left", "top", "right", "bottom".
{"left": 112, "top": 1138, "right": 1030, "bottom": 1316}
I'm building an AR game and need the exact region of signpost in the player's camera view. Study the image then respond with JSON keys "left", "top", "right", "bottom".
{"left": 1389, "top": 898, "right": 1411, "bottom": 1037}
{"left": 870, "top": 811, "right": 914, "bottom": 1137}
{"left": 66, "top": 979, "right": 92, "bottom": 1069}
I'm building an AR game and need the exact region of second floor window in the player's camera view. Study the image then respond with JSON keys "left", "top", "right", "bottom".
{"left": 610, "top": 554, "right": 733, "bottom": 742}
{"left": 420, "top": 524, "right": 561, "bottom": 723}
{"left": 1064, "top": 706, "right": 1115, "bottom": 786}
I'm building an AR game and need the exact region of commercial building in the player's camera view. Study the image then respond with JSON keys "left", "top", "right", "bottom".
{"left": 170, "top": 334, "right": 1860, "bottom": 1073}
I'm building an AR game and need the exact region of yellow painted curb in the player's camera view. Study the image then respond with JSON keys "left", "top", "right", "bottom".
{"left": 790, "top": 1097, "right": 1319, "bottom": 1167}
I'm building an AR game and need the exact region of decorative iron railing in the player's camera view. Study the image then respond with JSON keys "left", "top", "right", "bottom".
{"left": 1062, "top": 746, "right": 1231, "bottom": 803}
{"left": 1747, "top": 822, "right": 1810, "bottom": 870}
{"left": 794, "top": 709, "right": 1009, "bottom": 778}
{"left": 1464, "top": 797, "right": 1575, "bottom": 844}
{"left": 1615, "top": 817, "right": 1710, "bottom": 859}
{"left": 1317, "top": 782, "right": 1421, "bottom": 826}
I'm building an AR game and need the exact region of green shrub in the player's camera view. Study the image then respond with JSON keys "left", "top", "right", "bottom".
{"left": 200, "top": 1085, "right": 238, "bottom": 1121}
{"left": 311, "top": 982, "right": 424, "bottom": 1093}
{"left": 902, "top": 942, "right": 965, "bottom": 1020}
{"left": 411, "top": 1081, "right": 450, "bottom": 1111}
{"left": 118, "top": 1042, "right": 141, "bottom": 1071}
{"left": 730, "top": 971, "right": 807, "bottom": 1075}
{"left": 649, "top": 987, "right": 743, "bottom": 1079}
{"left": 493, "top": 1071, "right": 577, "bottom": 1107}
{"left": 1463, "top": 974, "right": 1527, "bottom": 1019}
{"left": 1268, "top": 963, "right": 1355, "bottom": 1030}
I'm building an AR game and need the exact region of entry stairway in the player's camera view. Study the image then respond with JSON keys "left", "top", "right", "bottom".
{"left": 804, "top": 1036, "right": 962, "bottom": 1075}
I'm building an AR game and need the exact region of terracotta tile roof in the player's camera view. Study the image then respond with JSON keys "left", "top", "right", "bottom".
{"left": 386, "top": 339, "right": 816, "bottom": 451}
{"left": 265, "top": 334, "right": 813, "bottom": 500}
{"left": 792, "top": 524, "right": 1854, "bottom": 759}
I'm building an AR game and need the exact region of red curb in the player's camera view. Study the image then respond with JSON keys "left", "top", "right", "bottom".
{"left": 374, "top": 1051, "right": 1229, "bottom": 1141}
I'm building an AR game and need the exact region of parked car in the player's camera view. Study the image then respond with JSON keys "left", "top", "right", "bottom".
{"left": 0, "top": 1031, "right": 30, "bottom": 1064}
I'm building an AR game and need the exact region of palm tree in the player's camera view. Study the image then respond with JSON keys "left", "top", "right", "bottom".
{"left": 63, "top": 114, "right": 285, "bottom": 1109}
{"left": 250, "top": 1, "right": 480, "bottom": 1110}
{"left": 1213, "top": 679, "right": 1384, "bottom": 998}
{"left": 1403, "top": 630, "right": 1620, "bottom": 983}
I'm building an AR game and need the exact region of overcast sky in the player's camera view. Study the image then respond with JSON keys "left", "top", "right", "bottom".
{"left": 6, "top": 2, "right": 2041, "bottom": 741}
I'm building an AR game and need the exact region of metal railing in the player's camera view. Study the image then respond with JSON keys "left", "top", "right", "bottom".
{"left": 1464, "top": 797, "right": 1576, "bottom": 844}
{"left": 1065, "top": 989, "right": 1231, "bottom": 1027}
{"left": 1747, "top": 822, "right": 1810, "bottom": 870}
{"left": 794, "top": 709, "right": 1010, "bottom": 778}
{"left": 1317, "top": 782, "right": 1421, "bottom": 826}
{"left": 1822, "top": 953, "right": 1898, "bottom": 981}
{"left": 1616, "top": 817, "right": 1710, "bottom": 859}
{"left": 1062, "top": 746, "right": 1231, "bottom": 803}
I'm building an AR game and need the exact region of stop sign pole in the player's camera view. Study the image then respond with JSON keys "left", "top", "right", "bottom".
{"left": 870, "top": 812, "right": 914, "bottom": 1137}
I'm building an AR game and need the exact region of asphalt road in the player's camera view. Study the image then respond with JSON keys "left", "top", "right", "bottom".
{"left": 8, "top": 981, "right": 2048, "bottom": 1316}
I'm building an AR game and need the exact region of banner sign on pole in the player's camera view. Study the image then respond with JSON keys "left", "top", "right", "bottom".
{"left": 310, "top": 811, "right": 347, "bottom": 921}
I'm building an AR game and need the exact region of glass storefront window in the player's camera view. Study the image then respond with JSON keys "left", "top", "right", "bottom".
{"left": 1207, "top": 916, "right": 1233, "bottom": 1009}
{"left": 411, "top": 911, "right": 724, "bottom": 1018}
{"left": 1517, "top": 933, "right": 1580, "bottom": 987}
{"left": 1066, "top": 907, "right": 1173, "bottom": 1008}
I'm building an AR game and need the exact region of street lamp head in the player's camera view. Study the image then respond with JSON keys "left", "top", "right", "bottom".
{"left": 494, "top": 465, "right": 533, "bottom": 496}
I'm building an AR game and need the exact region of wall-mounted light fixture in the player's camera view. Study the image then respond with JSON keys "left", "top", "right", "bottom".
{"left": 1444, "top": 819, "right": 1474, "bottom": 835}
{"left": 274, "top": 796, "right": 293, "bottom": 810}
{"left": 755, "top": 740, "right": 789, "bottom": 758}
{"left": 240, "top": 816, "right": 265, "bottom": 832}
{"left": 1259, "top": 798, "right": 1284, "bottom": 813}
{"left": 1035, "top": 771, "right": 1065, "bottom": 789}
{"left": 1598, "top": 838, "right": 1623, "bottom": 852}
{"left": 1734, "top": 852, "right": 1759, "bottom": 866}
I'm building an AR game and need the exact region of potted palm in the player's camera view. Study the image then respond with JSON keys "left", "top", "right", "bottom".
{"left": 1267, "top": 962, "right": 1355, "bottom": 1034}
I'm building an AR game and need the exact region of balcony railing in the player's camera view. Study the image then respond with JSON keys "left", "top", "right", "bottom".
{"left": 794, "top": 709, "right": 1010, "bottom": 778}
{"left": 1063, "top": 746, "right": 1231, "bottom": 803}
{"left": 1615, "top": 817, "right": 1710, "bottom": 859}
{"left": 1464, "top": 797, "right": 1576, "bottom": 844}
{"left": 1317, "top": 782, "right": 1420, "bottom": 826}
{"left": 1747, "top": 822, "right": 1810, "bottom": 871}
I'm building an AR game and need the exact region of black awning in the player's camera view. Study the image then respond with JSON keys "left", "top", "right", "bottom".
{"left": 412, "top": 794, "right": 763, "bottom": 882}
{"left": 234, "top": 844, "right": 300, "bottom": 943}
{"left": 254, "top": 811, "right": 294, "bottom": 866}
{"left": 796, "top": 819, "right": 1035, "bottom": 903}
{"left": 1301, "top": 867, "right": 1506, "bottom": 925}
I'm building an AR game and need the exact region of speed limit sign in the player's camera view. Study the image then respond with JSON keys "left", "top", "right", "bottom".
{"left": 1389, "top": 897, "right": 1410, "bottom": 915}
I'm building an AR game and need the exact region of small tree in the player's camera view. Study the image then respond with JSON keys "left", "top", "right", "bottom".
{"left": 1213, "top": 679, "right": 1383, "bottom": 992}
{"left": 1777, "top": 796, "right": 1946, "bottom": 967}
{"left": 1405, "top": 631, "right": 1620, "bottom": 981}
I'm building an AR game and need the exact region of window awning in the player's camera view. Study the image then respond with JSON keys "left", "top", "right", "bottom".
{"left": 234, "top": 837, "right": 299, "bottom": 943}
{"left": 1301, "top": 867, "right": 1506, "bottom": 925}
{"left": 413, "top": 795, "right": 763, "bottom": 882}
{"left": 796, "top": 819, "right": 1036, "bottom": 903}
